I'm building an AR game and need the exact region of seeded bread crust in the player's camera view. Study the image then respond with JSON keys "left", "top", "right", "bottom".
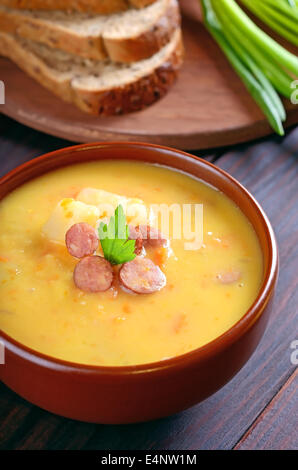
{"left": 0, "top": 0, "right": 180, "bottom": 62}
{"left": 105, "top": 0, "right": 180, "bottom": 63}
{"left": 0, "top": 29, "right": 183, "bottom": 115}
{"left": 0, "top": 0, "right": 158, "bottom": 14}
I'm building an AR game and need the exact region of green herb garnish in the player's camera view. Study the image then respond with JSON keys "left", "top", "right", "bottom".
{"left": 98, "top": 205, "right": 136, "bottom": 265}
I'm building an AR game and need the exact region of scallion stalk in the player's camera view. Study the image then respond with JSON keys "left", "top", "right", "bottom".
{"left": 211, "top": 0, "right": 294, "bottom": 98}
{"left": 200, "top": 0, "right": 298, "bottom": 135}
{"left": 210, "top": 3, "right": 285, "bottom": 121}
{"left": 200, "top": 0, "right": 285, "bottom": 135}
{"left": 262, "top": 0, "right": 298, "bottom": 18}
{"left": 219, "top": 0, "right": 298, "bottom": 76}
{"left": 240, "top": 0, "right": 298, "bottom": 46}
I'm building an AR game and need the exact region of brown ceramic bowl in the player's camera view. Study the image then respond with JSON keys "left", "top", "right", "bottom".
{"left": 0, "top": 142, "right": 278, "bottom": 424}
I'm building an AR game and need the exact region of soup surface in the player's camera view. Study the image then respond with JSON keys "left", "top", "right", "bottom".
{"left": 0, "top": 161, "right": 263, "bottom": 366}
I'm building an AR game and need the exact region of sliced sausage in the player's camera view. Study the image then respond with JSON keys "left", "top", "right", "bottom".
{"left": 73, "top": 256, "right": 113, "bottom": 293}
{"left": 216, "top": 270, "right": 242, "bottom": 285}
{"left": 137, "top": 225, "right": 167, "bottom": 248}
{"left": 119, "top": 256, "right": 166, "bottom": 294}
{"left": 65, "top": 223, "right": 98, "bottom": 258}
{"left": 129, "top": 224, "right": 168, "bottom": 251}
{"left": 128, "top": 225, "right": 143, "bottom": 255}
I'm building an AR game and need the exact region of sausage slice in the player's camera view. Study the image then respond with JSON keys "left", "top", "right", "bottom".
{"left": 119, "top": 257, "right": 166, "bottom": 294}
{"left": 128, "top": 225, "right": 143, "bottom": 255}
{"left": 137, "top": 225, "right": 167, "bottom": 248}
{"left": 65, "top": 222, "right": 98, "bottom": 258}
{"left": 129, "top": 224, "right": 168, "bottom": 252}
{"left": 73, "top": 256, "right": 113, "bottom": 293}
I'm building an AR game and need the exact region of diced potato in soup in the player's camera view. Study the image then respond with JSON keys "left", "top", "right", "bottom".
{"left": 77, "top": 188, "right": 128, "bottom": 214}
{"left": 42, "top": 198, "right": 100, "bottom": 244}
{"left": 0, "top": 161, "right": 263, "bottom": 366}
{"left": 77, "top": 188, "right": 155, "bottom": 226}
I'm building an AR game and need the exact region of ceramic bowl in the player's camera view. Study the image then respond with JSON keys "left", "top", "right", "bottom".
{"left": 0, "top": 142, "right": 278, "bottom": 423}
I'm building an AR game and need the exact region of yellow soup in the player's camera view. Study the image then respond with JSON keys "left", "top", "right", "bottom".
{"left": 0, "top": 161, "right": 263, "bottom": 366}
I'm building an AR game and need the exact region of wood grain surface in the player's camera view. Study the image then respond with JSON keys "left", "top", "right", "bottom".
{"left": 0, "top": 0, "right": 297, "bottom": 149}
{"left": 0, "top": 115, "right": 297, "bottom": 450}
{"left": 235, "top": 370, "right": 298, "bottom": 450}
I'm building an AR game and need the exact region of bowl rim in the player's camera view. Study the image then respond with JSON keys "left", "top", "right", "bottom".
{"left": 0, "top": 141, "right": 278, "bottom": 376}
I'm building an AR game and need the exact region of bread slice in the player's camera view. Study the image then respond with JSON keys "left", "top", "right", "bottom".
{"left": 0, "top": 0, "right": 180, "bottom": 62}
{"left": 0, "top": 0, "right": 158, "bottom": 14}
{"left": 0, "top": 29, "right": 183, "bottom": 115}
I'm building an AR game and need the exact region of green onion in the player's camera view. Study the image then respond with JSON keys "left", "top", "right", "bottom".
{"left": 218, "top": 0, "right": 298, "bottom": 76}
{"left": 240, "top": 0, "right": 298, "bottom": 46}
{"left": 211, "top": 5, "right": 285, "bottom": 121}
{"left": 200, "top": 0, "right": 298, "bottom": 135}
{"left": 262, "top": 0, "right": 298, "bottom": 18}
{"left": 200, "top": 0, "right": 285, "bottom": 135}
{"left": 211, "top": 0, "right": 293, "bottom": 98}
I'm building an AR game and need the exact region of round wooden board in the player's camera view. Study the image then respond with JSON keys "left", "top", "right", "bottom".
{"left": 0, "top": 0, "right": 297, "bottom": 150}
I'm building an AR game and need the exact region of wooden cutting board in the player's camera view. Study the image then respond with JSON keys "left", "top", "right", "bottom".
{"left": 0, "top": 0, "right": 297, "bottom": 149}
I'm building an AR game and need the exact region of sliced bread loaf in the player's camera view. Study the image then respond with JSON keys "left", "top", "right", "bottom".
{"left": 0, "top": 29, "right": 183, "bottom": 115}
{"left": 0, "top": 0, "right": 158, "bottom": 14}
{"left": 0, "top": 0, "right": 180, "bottom": 62}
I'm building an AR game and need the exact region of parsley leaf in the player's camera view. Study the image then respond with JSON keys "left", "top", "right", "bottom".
{"left": 98, "top": 205, "right": 136, "bottom": 265}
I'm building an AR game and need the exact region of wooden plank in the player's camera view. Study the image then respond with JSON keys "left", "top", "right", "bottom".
{"left": 1, "top": 0, "right": 298, "bottom": 151}
{"left": 0, "top": 114, "right": 217, "bottom": 171}
{"left": 235, "top": 370, "right": 298, "bottom": 450}
{"left": 0, "top": 124, "right": 297, "bottom": 450}
{"left": 0, "top": 115, "right": 71, "bottom": 178}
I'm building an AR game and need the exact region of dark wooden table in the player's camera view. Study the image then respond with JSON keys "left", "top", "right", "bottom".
{"left": 0, "top": 115, "right": 297, "bottom": 450}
